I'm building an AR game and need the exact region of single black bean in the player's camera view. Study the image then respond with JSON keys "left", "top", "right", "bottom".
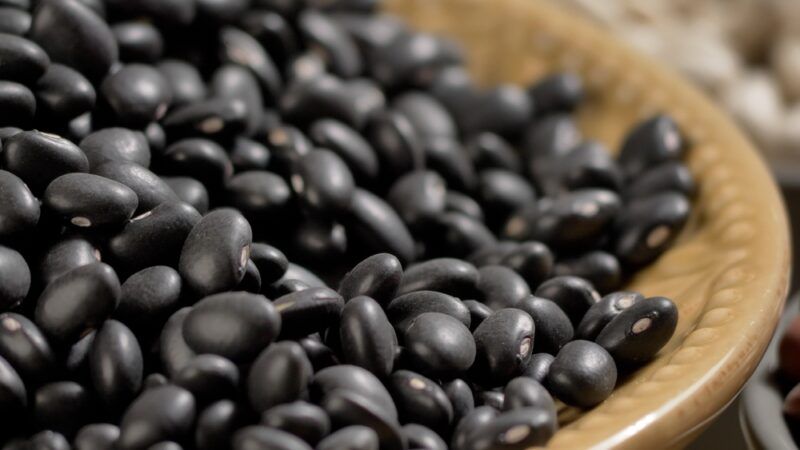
{"left": 528, "top": 72, "right": 584, "bottom": 115}
{"left": 291, "top": 149, "right": 355, "bottom": 216}
{"left": 79, "top": 128, "right": 150, "bottom": 169}
{"left": 299, "top": 335, "right": 338, "bottom": 371}
{"left": 523, "top": 353, "right": 554, "bottom": 383}
{"left": 247, "top": 341, "right": 312, "bottom": 413}
{"left": 576, "top": 291, "right": 644, "bottom": 341}
{"left": 522, "top": 114, "right": 580, "bottom": 162}
{"left": 179, "top": 208, "right": 252, "bottom": 295}
{"left": 43, "top": 173, "right": 138, "bottom": 228}
{"left": 195, "top": 400, "right": 245, "bottom": 450}
{"left": 309, "top": 119, "right": 379, "bottom": 184}
{"left": 316, "top": 425, "right": 379, "bottom": 450}
{"left": 476, "top": 265, "right": 530, "bottom": 310}
{"left": 163, "top": 97, "right": 249, "bottom": 143}
{"left": 0, "top": 246, "right": 29, "bottom": 312}
{"left": 298, "top": 10, "right": 362, "bottom": 78}
{"left": 422, "top": 138, "right": 476, "bottom": 192}
{"left": 460, "top": 85, "right": 532, "bottom": 138}
{"left": 425, "top": 212, "right": 497, "bottom": 258}
{"left": 230, "top": 137, "right": 271, "bottom": 171}
{"left": 450, "top": 406, "right": 498, "bottom": 450}
{"left": 618, "top": 114, "right": 685, "bottom": 179}
{"left": 184, "top": 291, "right": 280, "bottom": 363}
{"left": 35, "top": 263, "right": 120, "bottom": 344}
{"left": 387, "top": 291, "right": 470, "bottom": 332}
{"left": 626, "top": 161, "right": 695, "bottom": 199}
{"left": 534, "top": 276, "right": 600, "bottom": 327}
{"left": 394, "top": 91, "right": 457, "bottom": 142}
{"left": 397, "top": 257, "right": 478, "bottom": 298}
{"left": 371, "top": 32, "right": 458, "bottom": 89}
{"left": 35, "top": 63, "right": 95, "bottom": 122}
{"left": 261, "top": 401, "right": 330, "bottom": 445}
{"left": 321, "top": 389, "right": 406, "bottom": 450}
{"left": 0, "top": 7, "right": 31, "bottom": 36}
{"left": 210, "top": 64, "right": 264, "bottom": 137}
{"left": 466, "top": 132, "right": 521, "bottom": 173}
{"left": 499, "top": 241, "right": 553, "bottom": 289}
{"left": 444, "top": 378, "right": 474, "bottom": 424}
{"left": 463, "top": 300, "right": 492, "bottom": 331}
{"left": 546, "top": 340, "right": 617, "bottom": 408}
{"left": 30, "top": 0, "right": 118, "bottom": 81}
{"left": 554, "top": 250, "right": 622, "bottom": 295}
{"left": 250, "top": 243, "right": 289, "bottom": 285}
{"left": 224, "top": 170, "right": 291, "bottom": 219}
{"left": 311, "top": 365, "right": 398, "bottom": 421}
{"left": 464, "top": 407, "right": 556, "bottom": 450}
{"left": 403, "top": 312, "right": 476, "bottom": 376}
{"left": 0, "top": 33, "right": 49, "bottom": 83}
{"left": 74, "top": 423, "right": 120, "bottom": 450}
{"left": 0, "top": 81, "right": 32, "bottom": 127}
{"left": 161, "top": 177, "right": 209, "bottom": 214}
{"left": 551, "top": 141, "right": 623, "bottom": 194}
{"left": 232, "top": 426, "right": 312, "bottom": 450}
{"left": 93, "top": 160, "right": 180, "bottom": 214}
{"left": 2, "top": 130, "right": 89, "bottom": 195}
{"left": 0, "top": 313, "right": 55, "bottom": 385}
{"left": 273, "top": 287, "right": 343, "bottom": 339}
{"left": 366, "top": 111, "right": 425, "bottom": 179}
{"left": 89, "top": 320, "right": 143, "bottom": 411}
{"left": 162, "top": 139, "right": 235, "bottom": 190}
{"left": 283, "top": 263, "right": 328, "bottom": 288}
{"left": 595, "top": 296, "right": 678, "bottom": 365}
{"left": 477, "top": 169, "right": 535, "bottom": 230}
{"left": 388, "top": 170, "right": 447, "bottom": 229}
{"left": 238, "top": 10, "right": 298, "bottom": 68}
{"left": 339, "top": 295, "right": 397, "bottom": 378}
{"left": 517, "top": 295, "right": 573, "bottom": 354}
{"left": 472, "top": 308, "right": 535, "bottom": 386}
{"left": 157, "top": 59, "right": 206, "bottom": 108}
{"left": 265, "top": 124, "right": 313, "bottom": 173}
{"left": 0, "top": 169, "right": 39, "bottom": 237}
{"left": 175, "top": 354, "right": 239, "bottom": 406}
{"left": 116, "top": 265, "right": 182, "bottom": 330}
{"left": 33, "top": 381, "right": 92, "bottom": 437}
{"left": 109, "top": 201, "right": 201, "bottom": 272}
{"left": 343, "top": 188, "right": 416, "bottom": 264}
{"left": 338, "top": 253, "right": 402, "bottom": 305}
{"left": 116, "top": 385, "right": 196, "bottom": 450}
{"left": 112, "top": 21, "right": 164, "bottom": 63}
{"left": 403, "top": 424, "right": 447, "bottom": 450}
{"left": 445, "top": 191, "right": 485, "bottom": 222}
{"left": 218, "top": 27, "right": 282, "bottom": 103}
{"left": 503, "top": 377, "right": 555, "bottom": 414}
{"left": 28, "top": 430, "right": 70, "bottom": 450}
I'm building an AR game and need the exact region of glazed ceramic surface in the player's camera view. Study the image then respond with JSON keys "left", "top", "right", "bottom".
{"left": 385, "top": 0, "right": 791, "bottom": 448}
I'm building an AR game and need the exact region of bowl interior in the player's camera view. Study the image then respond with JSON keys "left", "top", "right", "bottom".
{"left": 385, "top": 0, "right": 791, "bottom": 448}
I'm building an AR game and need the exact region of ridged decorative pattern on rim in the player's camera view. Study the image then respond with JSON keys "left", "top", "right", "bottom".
{"left": 384, "top": 0, "right": 791, "bottom": 448}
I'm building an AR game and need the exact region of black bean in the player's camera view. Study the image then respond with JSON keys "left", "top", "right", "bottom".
{"left": 311, "top": 365, "right": 398, "bottom": 421}
{"left": 93, "top": 160, "right": 179, "bottom": 214}
{"left": 338, "top": 253, "right": 402, "bottom": 305}
{"left": 321, "top": 389, "right": 406, "bottom": 450}
{"left": 89, "top": 320, "right": 143, "bottom": 411}
{"left": 112, "top": 21, "right": 164, "bottom": 63}
{"left": 225, "top": 170, "right": 291, "bottom": 219}
{"left": 210, "top": 64, "right": 264, "bottom": 137}
{"left": 0, "top": 7, "right": 30, "bottom": 36}
{"left": 387, "top": 170, "right": 447, "bottom": 230}
{"left": 184, "top": 291, "right": 280, "bottom": 363}
{"left": 523, "top": 353, "right": 554, "bottom": 383}
{"left": 618, "top": 114, "right": 685, "bottom": 179}
{"left": 144, "top": 373, "right": 169, "bottom": 390}
{"left": 74, "top": 423, "right": 120, "bottom": 450}
{"left": 157, "top": 60, "right": 206, "bottom": 108}
{"left": 394, "top": 91, "right": 457, "bottom": 142}
{"left": 576, "top": 291, "right": 644, "bottom": 341}
{"left": 309, "top": 120, "right": 378, "bottom": 185}
{"left": 402, "top": 424, "right": 447, "bottom": 450}
{"left": 250, "top": 243, "right": 289, "bottom": 285}
{"left": 445, "top": 191, "right": 484, "bottom": 222}
{"left": 477, "top": 170, "right": 535, "bottom": 229}
{"left": 161, "top": 177, "right": 209, "bottom": 214}
{"left": 35, "top": 63, "right": 96, "bottom": 122}
{"left": 2, "top": 130, "right": 89, "bottom": 195}
{"left": 283, "top": 263, "right": 328, "bottom": 288}
{"left": 247, "top": 341, "right": 312, "bottom": 413}
{"left": 239, "top": 10, "right": 298, "bottom": 68}
{"left": 65, "top": 331, "right": 95, "bottom": 381}
{"left": 522, "top": 114, "right": 580, "bottom": 162}
{"left": 461, "top": 85, "right": 532, "bottom": 138}
{"left": 626, "top": 161, "right": 695, "bottom": 199}
{"left": 292, "top": 149, "right": 355, "bottom": 216}
{"left": 179, "top": 208, "right": 252, "bottom": 295}
{"left": 219, "top": 27, "right": 282, "bottom": 103}
{"left": 554, "top": 250, "right": 621, "bottom": 295}
{"left": 149, "top": 442, "right": 182, "bottom": 450}
{"left": 272, "top": 287, "right": 343, "bottom": 339}
{"left": 35, "top": 263, "right": 120, "bottom": 344}
{"left": 33, "top": 381, "right": 93, "bottom": 437}
{"left": 175, "top": 354, "right": 239, "bottom": 406}
{"left": 387, "top": 291, "right": 470, "bottom": 332}
{"left": 30, "top": 0, "right": 117, "bottom": 81}
{"left": 0, "top": 33, "right": 48, "bottom": 83}
{"left": 233, "top": 426, "right": 312, "bottom": 450}
{"left": 116, "top": 265, "right": 182, "bottom": 331}
{"left": 471, "top": 242, "right": 519, "bottom": 270}
{"left": 79, "top": 128, "right": 150, "bottom": 169}
{"left": 109, "top": 201, "right": 201, "bottom": 273}
{"left": 230, "top": 137, "right": 271, "bottom": 172}
{"left": 444, "top": 378, "right": 474, "bottom": 424}
{"left": 464, "top": 407, "right": 556, "bottom": 450}
{"left": 28, "top": 430, "right": 70, "bottom": 450}
{"left": 371, "top": 33, "right": 458, "bottom": 89}
{"left": 390, "top": 369, "right": 453, "bottom": 432}
{"left": 43, "top": 173, "right": 138, "bottom": 228}
{"left": 195, "top": 0, "right": 249, "bottom": 24}
{"left": 463, "top": 300, "right": 492, "bottom": 331}
{"left": 528, "top": 73, "right": 584, "bottom": 115}
{"left": 546, "top": 340, "right": 616, "bottom": 408}
{"left": 298, "top": 10, "right": 362, "bottom": 78}
{"left": 0, "top": 313, "right": 54, "bottom": 386}
{"left": 281, "top": 74, "right": 375, "bottom": 130}
{"left": 472, "top": 308, "right": 535, "bottom": 386}
{"left": 261, "top": 401, "right": 330, "bottom": 445}
{"left": 0, "top": 246, "right": 29, "bottom": 313}
{"left": 162, "top": 138, "right": 235, "bottom": 189}
{"left": 517, "top": 295, "right": 573, "bottom": 354}
{"left": 343, "top": 188, "right": 416, "bottom": 264}
{"left": 0, "top": 353, "right": 25, "bottom": 427}
{"left": 339, "top": 295, "right": 397, "bottom": 377}
{"left": 476, "top": 265, "right": 530, "bottom": 310}
{"left": 595, "top": 296, "right": 678, "bottom": 365}
{"left": 0, "top": 170, "right": 39, "bottom": 237}
{"left": 559, "top": 141, "right": 623, "bottom": 193}
{"left": 195, "top": 400, "right": 245, "bottom": 450}
{"left": 397, "top": 258, "right": 477, "bottom": 298}
{"left": 465, "top": 132, "right": 520, "bottom": 173}
{"left": 422, "top": 138, "right": 476, "bottom": 192}
{"left": 239, "top": 260, "right": 262, "bottom": 293}
{"left": 503, "top": 377, "right": 555, "bottom": 413}
{"left": 450, "top": 406, "right": 497, "bottom": 450}
{"left": 163, "top": 98, "right": 249, "bottom": 142}
{"left": 534, "top": 276, "right": 600, "bottom": 327}
{"left": 366, "top": 111, "right": 424, "bottom": 180}
{"left": 105, "top": 0, "right": 194, "bottom": 24}
{"left": 331, "top": 12, "right": 406, "bottom": 55}
{"left": 403, "top": 312, "right": 475, "bottom": 376}
{"left": 317, "top": 425, "right": 379, "bottom": 450}
{"left": 612, "top": 192, "right": 691, "bottom": 267}
{"left": 476, "top": 390, "right": 504, "bottom": 410}
{"left": 426, "top": 212, "right": 497, "bottom": 258}
{"left": 117, "top": 385, "right": 196, "bottom": 450}
{"left": 498, "top": 241, "right": 553, "bottom": 289}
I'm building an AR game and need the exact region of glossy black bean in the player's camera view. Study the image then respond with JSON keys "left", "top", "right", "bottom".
{"left": 461, "top": 85, "right": 532, "bottom": 138}
{"left": 174, "top": 354, "right": 239, "bottom": 406}
{"left": 393, "top": 91, "right": 457, "bottom": 142}
{"left": 283, "top": 263, "right": 328, "bottom": 288}
{"left": 157, "top": 60, "right": 206, "bottom": 108}
{"left": 35, "top": 63, "right": 95, "bottom": 122}
{"left": 371, "top": 32, "right": 458, "bottom": 89}
{"left": 343, "top": 188, "right": 416, "bottom": 264}
{"left": 159, "top": 308, "right": 195, "bottom": 378}
{"left": 338, "top": 253, "right": 402, "bottom": 305}
{"left": 497, "top": 241, "right": 552, "bottom": 289}
{"left": 463, "top": 300, "right": 492, "bottom": 331}
{"left": 575, "top": 291, "right": 644, "bottom": 341}
{"left": 0, "top": 81, "right": 33, "bottom": 126}
{"left": 299, "top": 335, "right": 338, "bottom": 371}
{"left": 74, "top": 423, "right": 120, "bottom": 450}
{"left": 89, "top": 320, "right": 143, "bottom": 411}
{"left": 546, "top": 340, "right": 616, "bottom": 408}
{"left": 99, "top": 64, "right": 171, "bottom": 126}
{"left": 472, "top": 308, "right": 535, "bottom": 386}
{"left": 317, "top": 425, "right": 379, "bottom": 450}
{"left": 564, "top": 141, "right": 623, "bottom": 193}
{"left": 387, "top": 170, "right": 447, "bottom": 229}
{"left": 524, "top": 353, "right": 554, "bottom": 383}
{"left": 112, "top": 21, "right": 163, "bottom": 63}
{"left": 247, "top": 341, "right": 312, "bottom": 413}
{"left": 79, "top": 128, "right": 150, "bottom": 169}
{"left": 554, "top": 250, "right": 621, "bottom": 295}
{"left": 445, "top": 191, "right": 484, "bottom": 222}
{"left": 465, "top": 133, "right": 520, "bottom": 173}
{"left": 322, "top": 389, "right": 406, "bottom": 450}
{"left": 161, "top": 177, "right": 209, "bottom": 214}
{"left": 109, "top": 201, "right": 201, "bottom": 272}
{"left": 281, "top": 74, "right": 375, "bottom": 130}
{"left": 403, "top": 312, "right": 475, "bottom": 377}
{"left": 517, "top": 295, "right": 573, "bottom": 354}
{"left": 476, "top": 265, "right": 530, "bottom": 310}
{"left": 43, "top": 173, "right": 137, "bottom": 228}
{"left": 366, "top": 111, "right": 424, "bottom": 179}
{"left": 249, "top": 243, "right": 288, "bottom": 285}
{"left": 35, "top": 263, "right": 119, "bottom": 344}
{"left": 311, "top": 365, "right": 398, "bottom": 421}
{"left": 0, "top": 246, "right": 29, "bottom": 312}
{"left": 387, "top": 291, "right": 470, "bottom": 332}
{"left": 116, "top": 265, "right": 182, "bottom": 330}
{"left": 28, "top": 430, "right": 70, "bottom": 450}
{"left": 179, "top": 208, "right": 252, "bottom": 295}
{"left": 425, "top": 212, "right": 497, "bottom": 258}
{"left": 627, "top": 161, "right": 695, "bottom": 199}
{"left": 0, "top": 7, "right": 30, "bottom": 36}
{"left": 612, "top": 192, "right": 691, "bottom": 267}
{"left": 308, "top": 120, "right": 377, "bottom": 185}
{"left": 229, "top": 137, "right": 271, "bottom": 172}
{"left": 464, "top": 407, "right": 556, "bottom": 450}
{"left": 444, "top": 378, "right": 474, "bottom": 424}
{"left": 184, "top": 291, "right": 280, "bottom": 362}
{"left": 397, "top": 258, "right": 478, "bottom": 298}
{"left": 339, "top": 295, "right": 396, "bottom": 377}
{"left": 292, "top": 149, "right": 355, "bottom": 216}
{"left": 477, "top": 170, "right": 535, "bottom": 228}
{"left": 33, "top": 381, "right": 92, "bottom": 437}
{"left": 2, "top": 130, "right": 89, "bottom": 195}
{"left": 94, "top": 160, "right": 179, "bottom": 214}
{"left": 450, "top": 406, "right": 498, "bottom": 450}
{"left": 261, "top": 401, "right": 330, "bottom": 445}
{"left": 232, "top": 426, "right": 312, "bottom": 450}
{"left": 528, "top": 72, "right": 583, "bottom": 115}
{"left": 0, "top": 170, "right": 39, "bottom": 237}
{"left": 0, "top": 313, "right": 54, "bottom": 385}
{"left": 273, "top": 287, "right": 344, "bottom": 339}
{"left": 403, "top": 424, "right": 447, "bottom": 450}
{"left": 422, "top": 138, "right": 476, "bottom": 192}
{"left": 293, "top": 218, "right": 347, "bottom": 268}
{"left": 163, "top": 97, "right": 249, "bottom": 142}
{"left": 31, "top": 0, "right": 116, "bottom": 81}
{"left": 195, "top": 400, "right": 245, "bottom": 450}
{"left": 219, "top": 27, "right": 282, "bottom": 103}
{"left": 117, "top": 385, "right": 196, "bottom": 450}
{"left": 0, "top": 33, "right": 48, "bottom": 83}
{"left": 503, "top": 377, "right": 555, "bottom": 413}
{"left": 298, "top": 10, "right": 361, "bottom": 78}
{"left": 238, "top": 10, "right": 298, "bottom": 68}
{"left": 209, "top": 64, "right": 264, "bottom": 138}
{"left": 534, "top": 276, "right": 599, "bottom": 327}
{"left": 595, "top": 296, "right": 678, "bottom": 365}
{"left": 224, "top": 170, "right": 291, "bottom": 219}
{"left": 618, "top": 114, "right": 685, "bottom": 179}
{"left": 522, "top": 114, "right": 581, "bottom": 162}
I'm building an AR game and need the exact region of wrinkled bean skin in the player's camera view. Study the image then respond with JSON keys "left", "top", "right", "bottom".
{"left": 472, "top": 308, "right": 535, "bottom": 386}
{"left": 261, "top": 401, "right": 330, "bottom": 446}
{"left": 273, "top": 287, "right": 344, "bottom": 339}
{"left": 79, "top": 128, "right": 150, "bottom": 170}
{"left": 44, "top": 173, "right": 139, "bottom": 227}
{"left": 117, "top": 385, "right": 196, "bottom": 450}
{"left": 316, "top": 425, "right": 379, "bottom": 450}
{"left": 576, "top": 291, "right": 644, "bottom": 341}
{"left": 403, "top": 312, "right": 476, "bottom": 377}
{"left": 546, "top": 340, "right": 616, "bottom": 408}
{"left": 2, "top": 130, "right": 89, "bottom": 195}
{"left": 74, "top": 423, "right": 120, "bottom": 450}
{"left": 247, "top": 341, "right": 312, "bottom": 413}
{"left": 595, "top": 296, "right": 678, "bottom": 365}
{"left": 0, "top": 245, "right": 30, "bottom": 311}
{"left": 89, "top": 320, "right": 143, "bottom": 412}
{"left": 339, "top": 295, "right": 397, "bottom": 378}
{"left": 0, "top": 313, "right": 55, "bottom": 385}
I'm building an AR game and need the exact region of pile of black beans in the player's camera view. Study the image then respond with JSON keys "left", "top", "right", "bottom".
{"left": 0, "top": 0, "right": 692, "bottom": 448}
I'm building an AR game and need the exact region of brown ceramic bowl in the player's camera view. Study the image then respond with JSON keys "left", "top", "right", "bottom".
{"left": 384, "top": 0, "right": 791, "bottom": 448}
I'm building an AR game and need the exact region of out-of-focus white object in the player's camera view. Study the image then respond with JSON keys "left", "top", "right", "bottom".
{"left": 720, "top": 71, "right": 784, "bottom": 152}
